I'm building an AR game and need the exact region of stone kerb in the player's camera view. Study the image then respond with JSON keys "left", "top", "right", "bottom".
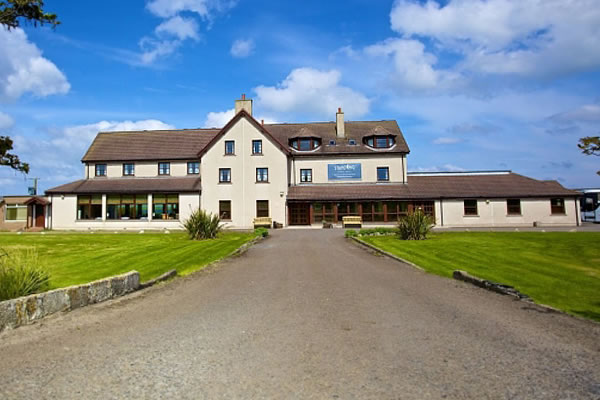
{"left": 0, "top": 271, "right": 140, "bottom": 332}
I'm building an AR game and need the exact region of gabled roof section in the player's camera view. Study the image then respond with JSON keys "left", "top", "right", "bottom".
{"left": 197, "top": 109, "right": 290, "bottom": 157}
{"left": 265, "top": 120, "right": 409, "bottom": 156}
{"left": 81, "top": 128, "right": 220, "bottom": 162}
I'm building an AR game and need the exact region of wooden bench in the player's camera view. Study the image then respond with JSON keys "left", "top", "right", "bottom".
{"left": 253, "top": 217, "right": 272, "bottom": 228}
{"left": 342, "top": 216, "right": 362, "bottom": 228}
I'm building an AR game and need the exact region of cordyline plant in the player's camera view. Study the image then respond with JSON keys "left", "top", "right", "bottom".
{"left": 397, "top": 210, "right": 434, "bottom": 240}
{"left": 182, "top": 209, "right": 222, "bottom": 240}
{"left": 0, "top": 248, "right": 50, "bottom": 301}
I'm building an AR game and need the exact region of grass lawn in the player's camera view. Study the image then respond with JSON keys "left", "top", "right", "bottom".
{"left": 361, "top": 232, "right": 600, "bottom": 322}
{"left": 0, "top": 231, "right": 255, "bottom": 289}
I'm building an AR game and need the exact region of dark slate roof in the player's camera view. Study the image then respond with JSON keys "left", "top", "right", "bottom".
{"left": 46, "top": 177, "right": 201, "bottom": 194}
{"left": 287, "top": 173, "right": 580, "bottom": 201}
{"left": 80, "top": 116, "right": 408, "bottom": 162}
{"left": 81, "top": 129, "right": 220, "bottom": 162}
{"left": 265, "top": 120, "right": 410, "bottom": 156}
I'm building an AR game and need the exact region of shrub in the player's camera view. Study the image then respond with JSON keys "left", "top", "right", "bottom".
{"left": 0, "top": 249, "right": 50, "bottom": 301}
{"left": 344, "top": 229, "right": 358, "bottom": 238}
{"left": 358, "top": 227, "right": 397, "bottom": 236}
{"left": 397, "top": 211, "right": 434, "bottom": 240}
{"left": 182, "top": 209, "right": 222, "bottom": 240}
{"left": 254, "top": 227, "right": 269, "bottom": 238}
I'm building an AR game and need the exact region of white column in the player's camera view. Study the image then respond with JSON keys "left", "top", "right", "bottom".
{"left": 148, "top": 194, "right": 153, "bottom": 221}
{"left": 102, "top": 194, "right": 107, "bottom": 222}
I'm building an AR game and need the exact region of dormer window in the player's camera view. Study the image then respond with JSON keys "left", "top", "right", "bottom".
{"left": 329, "top": 139, "right": 336, "bottom": 146}
{"left": 290, "top": 137, "right": 321, "bottom": 151}
{"left": 365, "top": 135, "right": 395, "bottom": 149}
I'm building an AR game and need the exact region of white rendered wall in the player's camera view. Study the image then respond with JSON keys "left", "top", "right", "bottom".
{"left": 86, "top": 161, "right": 198, "bottom": 178}
{"left": 200, "top": 117, "right": 288, "bottom": 229}
{"left": 50, "top": 193, "right": 199, "bottom": 230}
{"left": 292, "top": 154, "right": 405, "bottom": 184}
{"left": 437, "top": 198, "right": 578, "bottom": 227}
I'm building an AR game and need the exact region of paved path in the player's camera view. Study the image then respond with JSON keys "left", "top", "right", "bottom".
{"left": 1, "top": 230, "right": 599, "bottom": 399}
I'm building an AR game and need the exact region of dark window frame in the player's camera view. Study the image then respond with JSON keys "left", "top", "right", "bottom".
{"left": 377, "top": 167, "right": 390, "bottom": 182}
{"left": 123, "top": 163, "right": 135, "bottom": 176}
{"left": 95, "top": 164, "right": 107, "bottom": 177}
{"left": 219, "top": 168, "right": 231, "bottom": 183}
{"left": 365, "top": 135, "right": 395, "bottom": 149}
{"left": 77, "top": 195, "right": 103, "bottom": 220}
{"left": 187, "top": 161, "right": 200, "bottom": 175}
{"left": 151, "top": 194, "right": 179, "bottom": 220}
{"left": 252, "top": 139, "right": 263, "bottom": 155}
{"left": 158, "top": 162, "right": 170, "bottom": 176}
{"left": 300, "top": 169, "right": 312, "bottom": 183}
{"left": 550, "top": 198, "right": 565, "bottom": 215}
{"left": 106, "top": 194, "right": 149, "bottom": 220}
{"left": 225, "top": 140, "right": 235, "bottom": 155}
{"left": 464, "top": 199, "right": 478, "bottom": 216}
{"left": 219, "top": 200, "right": 232, "bottom": 221}
{"left": 507, "top": 199, "right": 521, "bottom": 215}
{"left": 290, "top": 137, "right": 321, "bottom": 151}
{"left": 256, "top": 200, "right": 269, "bottom": 218}
{"left": 256, "top": 167, "right": 269, "bottom": 183}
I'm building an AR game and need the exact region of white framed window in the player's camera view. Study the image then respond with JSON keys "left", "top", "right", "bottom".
{"left": 5, "top": 204, "right": 27, "bottom": 221}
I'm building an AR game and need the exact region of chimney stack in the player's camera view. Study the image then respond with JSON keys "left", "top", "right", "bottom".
{"left": 235, "top": 94, "right": 253, "bottom": 115}
{"left": 336, "top": 107, "right": 345, "bottom": 138}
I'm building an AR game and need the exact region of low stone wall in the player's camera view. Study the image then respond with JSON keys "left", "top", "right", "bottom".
{"left": 0, "top": 271, "right": 140, "bottom": 332}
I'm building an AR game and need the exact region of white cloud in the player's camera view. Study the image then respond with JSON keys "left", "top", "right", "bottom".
{"left": 0, "top": 112, "right": 15, "bottom": 130}
{"left": 140, "top": 0, "right": 237, "bottom": 65}
{"left": 204, "top": 108, "right": 234, "bottom": 128}
{"left": 155, "top": 16, "right": 199, "bottom": 40}
{"left": 0, "top": 27, "right": 70, "bottom": 101}
{"left": 254, "top": 67, "right": 370, "bottom": 118}
{"left": 230, "top": 39, "right": 255, "bottom": 58}
{"left": 549, "top": 104, "right": 600, "bottom": 123}
{"left": 433, "top": 137, "right": 462, "bottom": 145}
{"left": 365, "top": 38, "right": 461, "bottom": 93}
{"left": 389, "top": 0, "right": 600, "bottom": 79}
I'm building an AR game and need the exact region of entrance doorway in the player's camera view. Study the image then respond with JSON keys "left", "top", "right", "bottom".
{"left": 288, "top": 203, "right": 310, "bottom": 225}
{"left": 35, "top": 204, "right": 45, "bottom": 227}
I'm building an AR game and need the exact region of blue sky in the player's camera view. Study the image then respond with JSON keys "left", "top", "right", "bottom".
{"left": 1, "top": 0, "right": 599, "bottom": 194}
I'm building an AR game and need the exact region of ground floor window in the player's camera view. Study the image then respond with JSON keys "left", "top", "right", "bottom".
{"left": 77, "top": 195, "right": 103, "bottom": 220}
{"left": 152, "top": 194, "right": 178, "bottom": 220}
{"left": 219, "top": 200, "right": 231, "bottom": 220}
{"left": 551, "top": 198, "right": 565, "bottom": 215}
{"left": 295, "top": 201, "right": 435, "bottom": 225}
{"left": 507, "top": 199, "right": 521, "bottom": 215}
{"left": 5, "top": 203, "right": 27, "bottom": 221}
{"left": 463, "top": 199, "right": 478, "bottom": 216}
{"left": 256, "top": 200, "right": 269, "bottom": 217}
{"left": 107, "top": 194, "right": 148, "bottom": 220}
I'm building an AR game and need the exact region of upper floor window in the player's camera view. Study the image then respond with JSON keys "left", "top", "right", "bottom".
{"left": 464, "top": 199, "right": 478, "bottom": 216}
{"left": 219, "top": 168, "right": 231, "bottom": 183}
{"left": 123, "top": 163, "right": 135, "bottom": 176}
{"left": 187, "top": 162, "right": 200, "bottom": 175}
{"left": 256, "top": 168, "right": 269, "bottom": 182}
{"left": 300, "top": 169, "right": 312, "bottom": 183}
{"left": 365, "top": 135, "right": 395, "bottom": 149}
{"left": 377, "top": 167, "right": 389, "bottom": 181}
{"left": 507, "top": 199, "right": 521, "bottom": 215}
{"left": 158, "top": 162, "right": 170, "bottom": 175}
{"left": 225, "top": 140, "right": 235, "bottom": 155}
{"left": 95, "top": 164, "right": 107, "bottom": 177}
{"left": 252, "top": 140, "right": 262, "bottom": 155}
{"left": 290, "top": 137, "right": 320, "bottom": 151}
{"left": 551, "top": 198, "right": 565, "bottom": 215}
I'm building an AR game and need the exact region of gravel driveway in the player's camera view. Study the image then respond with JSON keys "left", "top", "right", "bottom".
{"left": 1, "top": 229, "right": 599, "bottom": 399}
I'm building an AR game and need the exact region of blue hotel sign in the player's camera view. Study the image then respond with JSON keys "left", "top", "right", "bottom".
{"left": 328, "top": 163, "right": 362, "bottom": 180}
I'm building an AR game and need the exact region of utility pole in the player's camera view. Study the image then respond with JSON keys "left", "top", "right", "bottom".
{"left": 28, "top": 177, "right": 40, "bottom": 195}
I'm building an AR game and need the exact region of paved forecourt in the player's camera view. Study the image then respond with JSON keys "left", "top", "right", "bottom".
{"left": 0, "top": 229, "right": 599, "bottom": 399}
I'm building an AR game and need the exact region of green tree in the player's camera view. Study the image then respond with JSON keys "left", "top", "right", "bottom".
{"left": 0, "top": 0, "right": 59, "bottom": 30}
{"left": 0, "top": 136, "right": 29, "bottom": 173}
{"left": 1, "top": 1, "right": 59, "bottom": 173}
{"left": 578, "top": 136, "right": 600, "bottom": 175}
